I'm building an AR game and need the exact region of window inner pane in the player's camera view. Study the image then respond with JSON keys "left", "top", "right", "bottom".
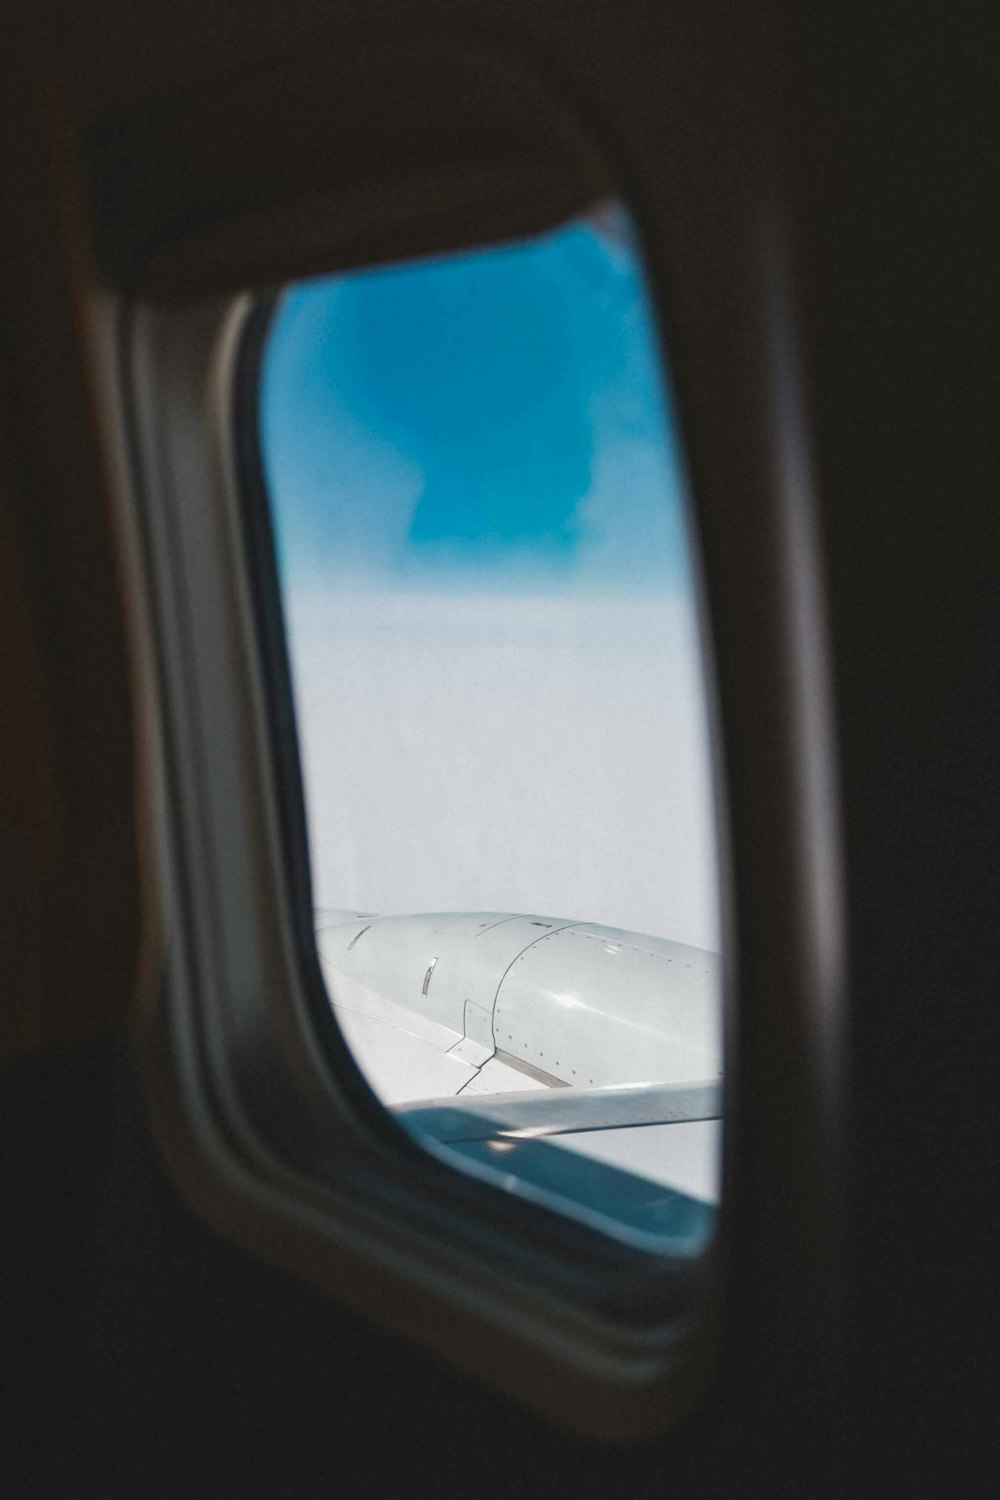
{"left": 259, "top": 204, "right": 722, "bottom": 1255}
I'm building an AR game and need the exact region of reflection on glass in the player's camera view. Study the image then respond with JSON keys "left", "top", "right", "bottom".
{"left": 259, "top": 203, "right": 721, "bottom": 1254}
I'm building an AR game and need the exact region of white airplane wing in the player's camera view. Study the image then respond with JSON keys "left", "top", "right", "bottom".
{"left": 316, "top": 911, "right": 722, "bottom": 1251}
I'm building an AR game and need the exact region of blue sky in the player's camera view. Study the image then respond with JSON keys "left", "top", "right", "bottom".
{"left": 259, "top": 208, "right": 692, "bottom": 597}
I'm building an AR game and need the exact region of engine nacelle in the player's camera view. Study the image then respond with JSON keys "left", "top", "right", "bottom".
{"left": 316, "top": 911, "right": 720, "bottom": 1104}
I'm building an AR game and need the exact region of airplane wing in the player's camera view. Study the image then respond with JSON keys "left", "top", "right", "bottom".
{"left": 316, "top": 911, "right": 722, "bottom": 1250}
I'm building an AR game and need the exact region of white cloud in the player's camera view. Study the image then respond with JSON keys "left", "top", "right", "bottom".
{"left": 287, "top": 589, "right": 720, "bottom": 950}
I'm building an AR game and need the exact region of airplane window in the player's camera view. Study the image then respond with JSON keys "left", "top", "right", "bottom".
{"left": 257, "top": 203, "right": 722, "bottom": 1255}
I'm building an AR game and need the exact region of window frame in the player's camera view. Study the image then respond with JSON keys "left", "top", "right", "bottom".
{"left": 102, "top": 28, "right": 845, "bottom": 1441}
{"left": 122, "top": 261, "right": 718, "bottom": 1438}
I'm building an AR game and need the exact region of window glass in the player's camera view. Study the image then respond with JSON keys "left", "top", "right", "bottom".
{"left": 258, "top": 203, "right": 721, "bottom": 1254}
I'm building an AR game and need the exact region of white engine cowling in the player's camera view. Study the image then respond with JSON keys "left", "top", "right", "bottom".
{"left": 315, "top": 911, "right": 720, "bottom": 1105}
